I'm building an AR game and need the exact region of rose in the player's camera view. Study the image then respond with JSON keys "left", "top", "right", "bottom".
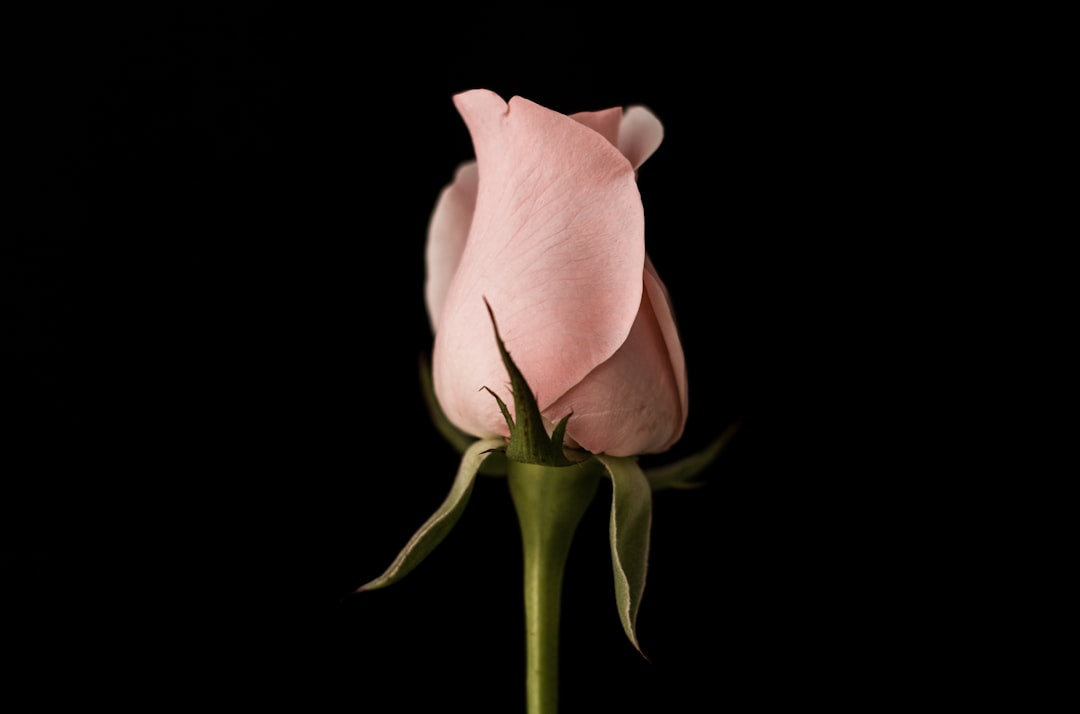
{"left": 424, "top": 89, "right": 688, "bottom": 458}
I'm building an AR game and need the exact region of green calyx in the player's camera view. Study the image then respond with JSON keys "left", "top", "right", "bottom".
{"left": 483, "top": 298, "right": 573, "bottom": 468}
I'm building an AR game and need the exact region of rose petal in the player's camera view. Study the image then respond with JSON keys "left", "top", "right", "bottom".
{"left": 424, "top": 105, "right": 664, "bottom": 334}
{"left": 546, "top": 271, "right": 684, "bottom": 456}
{"left": 572, "top": 105, "right": 664, "bottom": 170}
{"left": 433, "top": 89, "right": 645, "bottom": 439}
{"left": 424, "top": 160, "right": 478, "bottom": 332}
{"left": 570, "top": 107, "right": 622, "bottom": 146}
{"left": 618, "top": 105, "right": 664, "bottom": 170}
{"left": 643, "top": 256, "right": 688, "bottom": 442}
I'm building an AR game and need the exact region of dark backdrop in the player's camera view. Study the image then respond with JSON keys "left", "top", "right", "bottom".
{"left": 5, "top": 8, "right": 916, "bottom": 711}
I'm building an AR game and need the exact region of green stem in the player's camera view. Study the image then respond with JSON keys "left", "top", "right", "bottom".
{"left": 508, "top": 459, "right": 601, "bottom": 714}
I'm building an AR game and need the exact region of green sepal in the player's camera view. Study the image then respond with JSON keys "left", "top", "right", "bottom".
{"left": 644, "top": 420, "right": 741, "bottom": 491}
{"left": 484, "top": 299, "right": 572, "bottom": 467}
{"left": 595, "top": 453, "right": 653, "bottom": 657}
{"left": 419, "top": 352, "right": 507, "bottom": 476}
{"left": 356, "top": 437, "right": 505, "bottom": 592}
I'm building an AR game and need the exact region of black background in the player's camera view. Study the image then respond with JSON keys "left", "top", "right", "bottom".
{"left": 4, "top": 8, "right": 937, "bottom": 711}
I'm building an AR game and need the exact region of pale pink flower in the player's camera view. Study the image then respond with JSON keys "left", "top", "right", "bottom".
{"left": 425, "top": 89, "right": 687, "bottom": 457}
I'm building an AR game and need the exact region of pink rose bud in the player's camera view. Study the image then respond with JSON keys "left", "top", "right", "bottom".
{"left": 425, "top": 89, "right": 688, "bottom": 458}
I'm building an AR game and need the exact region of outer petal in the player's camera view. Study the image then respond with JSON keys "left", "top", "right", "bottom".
{"left": 643, "top": 256, "right": 688, "bottom": 440}
{"left": 546, "top": 267, "right": 685, "bottom": 456}
{"left": 618, "top": 105, "right": 664, "bottom": 170}
{"left": 433, "top": 89, "right": 645, "bottom": 440}
{"left": 424, "top": 160, "right": 478, "bottom": 332}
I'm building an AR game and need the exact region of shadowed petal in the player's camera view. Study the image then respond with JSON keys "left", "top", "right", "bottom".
{"left": 425, "top": 160, "right": 478, "bottom": 332}
{"left": 644, "top": 256, "right": 688, "bottom": 438}
{"left": 570, "top": 106, "right": 622, "bottom": 145}
{"left": 547, "top": 274, "right": 684, "bottom": 456}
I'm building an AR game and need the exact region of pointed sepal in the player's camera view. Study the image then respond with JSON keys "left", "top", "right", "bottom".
{"left": 644, "top": 420, "right": 741, "bottom": 491}
{"left": 356, "top": 437, "right": 505, "bottom": 592}
{"left": 595, "top": 453, "right": 652, "bottom": 657}
{"left": 484, "top": 299, "right": 572, "bottom": 467}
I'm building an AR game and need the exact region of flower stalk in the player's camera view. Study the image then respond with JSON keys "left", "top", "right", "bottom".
{"left": 508, "top": 458, "right": 601, "bottom": 714}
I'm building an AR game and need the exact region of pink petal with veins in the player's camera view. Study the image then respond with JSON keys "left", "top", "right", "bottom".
{"left": 547, "top": 265, "right": 686, "bottom": 456}
{"left": 432, "top": 89, "right": 645, "bottom": 439}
